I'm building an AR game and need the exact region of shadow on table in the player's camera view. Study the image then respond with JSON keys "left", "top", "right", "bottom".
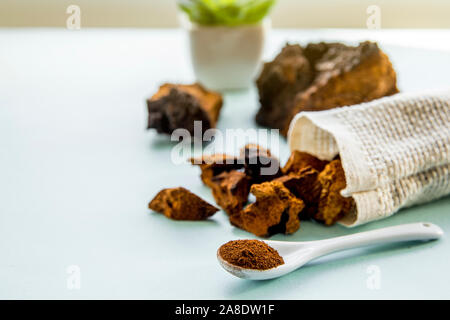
{"left": 147, "top": 210, "right": 221, "bottom": 227}
{"left": 148, "top": 130, "right": 218, "bottom": 151}
{"left": 148, "top": 134, "right": 181, "bottom": 150}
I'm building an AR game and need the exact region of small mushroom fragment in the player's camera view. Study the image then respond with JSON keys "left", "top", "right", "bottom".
{"left": 230, "top": 181, "right": 305, "bottom": 237}
{"left": 315, "top": 160, "right": 355, "bottom": 225}
{"left": 210, "top": 170, "right": 251, "bottom": 215}
{"left": 282, "top": 150, "right": 328, "bottom": 174}
{"left": 189, "top": 154, "right": 243, "bottom": 188}
{"left": 274, "top": 166, "right": 322, "bottom": 219}
{"left": 149, "top": 187, "right": 219, "bottom": 220}
{"left": 239, "top": 144, "right": 283, "bottom": 183}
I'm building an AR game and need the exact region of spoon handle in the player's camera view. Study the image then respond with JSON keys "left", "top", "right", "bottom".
{"left": 311, "top": 222, "right": 443, "bottom": 255}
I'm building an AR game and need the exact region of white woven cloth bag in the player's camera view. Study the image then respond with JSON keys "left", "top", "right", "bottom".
{"left": 287, "top": 89, "right": 450, "bottom": 226}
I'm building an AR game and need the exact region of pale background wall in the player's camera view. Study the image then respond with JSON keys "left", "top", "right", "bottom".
{"left": 0, "top": 0, "right": 449, "bottom": 28}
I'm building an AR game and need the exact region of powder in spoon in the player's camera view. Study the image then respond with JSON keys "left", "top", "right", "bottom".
{"left": 218, "top": 240, "right": 284, "bottom": 270}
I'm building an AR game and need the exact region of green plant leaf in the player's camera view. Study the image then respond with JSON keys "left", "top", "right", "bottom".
{"left": 178, "top": 0, "right": 276, "bottom": 26}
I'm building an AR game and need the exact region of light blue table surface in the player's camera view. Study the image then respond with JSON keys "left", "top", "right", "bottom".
{"left": 0, "top": 28, "right": 449, "bottom": 299}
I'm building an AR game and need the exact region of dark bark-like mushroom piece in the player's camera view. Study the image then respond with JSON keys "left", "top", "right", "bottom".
{"left": 190, "top": 154, "right": 244, "bottom": 188}
{"left": 147, "top": 83, "right": 223, "bottom": 136}
{"left": 255, "top": 44, "right": 314, "bottom": 131}
{"left": 274, "top": 166, "right": 322, "bottom": 219}
{"left": 210, "top": 170, "right": 251, "bottom": 215}
{"left": 255, "top": 41, "right": 399, "bottom": 136}
{"left": 239, "top": 144, "right": 282, "bottom": 183}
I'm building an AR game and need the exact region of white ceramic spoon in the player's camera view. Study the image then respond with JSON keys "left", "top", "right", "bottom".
{"left": 218, "top": 222, "right": 443, "bottom": 280}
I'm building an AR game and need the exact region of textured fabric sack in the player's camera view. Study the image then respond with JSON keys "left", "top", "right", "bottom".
{"left": 287, "top": 89, "right": 450, "bottom": 226}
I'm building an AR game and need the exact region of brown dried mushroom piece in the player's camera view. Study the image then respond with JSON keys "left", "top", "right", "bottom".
{"left": 190, "top": 154, "right": 243, "bottom": 188}
{"left": 230, "top": 181, "right": 305, "bottom": 237}
{"left": 255, "top": 41, "right": 398, "bottom": 136}
{"left": 315, "top": 160, "right": 354, "bottom": 225}
{"left": 239, "top": 143, "right": 272, "bottom": 158}
{"left": 293, "top": 42, "right": 399, "bottom": 114}
{"left": 147, "top": 83, "right": 223, "bottom": 136}
{"left": 149, "top": 187, "right": 219, "bottom": 220}
{"left": 282, "top": 150, "right": 329, "bottom": 174}
{"left": 191, "top": 145, "right": 281, "bottom": 189}
{"left": 255, "top": 44, "right": 314, "bottom": 130}
{"left": 210, "top": 170, "right": 251, "bottom": 215}
{"left": 274, "top": 166, "right": 322, "bottom": 219}
{"left": 239, "top": 144, "right": 282, "bottom": 183}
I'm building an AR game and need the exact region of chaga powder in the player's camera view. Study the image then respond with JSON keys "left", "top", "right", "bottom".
{"left": 218, "top": 240, "right": 284, "bottom": 270}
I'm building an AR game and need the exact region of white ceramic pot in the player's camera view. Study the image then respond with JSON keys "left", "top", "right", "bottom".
{"left": 182, "top": 17, "right": 270, "bottom": 91}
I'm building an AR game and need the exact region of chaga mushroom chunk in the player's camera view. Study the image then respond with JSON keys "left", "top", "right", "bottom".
{"left": 191, "top": 144, "right": 281, "bottom": 189}
{"left": 274, "top": 166, "right": 322, "bottom": 219}
{"left": 210, "top": 170, "right": 250, "bottom": 215}
{"left": 315, "top": 160, "right": 354, "bottom": 225}
{"left": 147, "top": 83, "right": 223, "bottom": 136}
{"left": 288, "top": 42, "right": 398, "bottom": 133}
{"left": 190, "top": 154, "right": 244, "bottom": 188}
{"left": 230, "top": 181, "right": 305, "bottom": 237}
{"left": 149, "top": 187, "right": 219, "bottom": 220}
{"left": 255, "top": 44, "right": 314, "bottom": 130}
{"left": 255, "top": 41, "right": 399, "bottom": 136}
{"left": 282, "top": 150, "right": 329, "bottom": 174}
{"left": 240, "top": 144, "right": 282, "bottom": 183}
